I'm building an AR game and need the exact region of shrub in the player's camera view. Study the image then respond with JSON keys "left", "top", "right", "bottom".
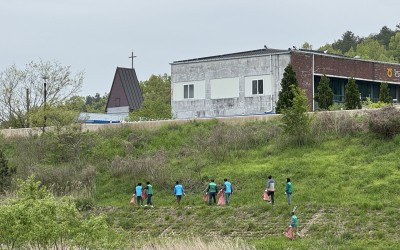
{"left": 0, "top": 176, "right": 126, "bottom": 249}
{"left": 312, "top": 111, "right": 368, "bottom": 138}
{"left": 368, "top": 106, "right": 400, "bottom": 138}
{"left": 280, "top": 86, "right": 312, "bottom": 145}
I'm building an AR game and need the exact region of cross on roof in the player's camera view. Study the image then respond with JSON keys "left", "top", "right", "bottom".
{"left": 128, "top": 51, "right": 137, "bottom": 69}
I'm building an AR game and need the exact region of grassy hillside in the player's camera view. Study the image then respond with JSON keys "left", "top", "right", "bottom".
{"left": 1, "top": 109, "right": 400, "bottom": 249}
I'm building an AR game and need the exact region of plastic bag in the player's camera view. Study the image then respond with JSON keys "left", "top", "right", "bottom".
{"left": 286, "top": 227, "right": 293, "bottom": 240}
{"left": 130, "top": 196, "right": 136, "bottom": 205}
{"left": 263, "top": 191, "right": 270, "bottom": 201}
{"left": 217, "top": 190, "right": 225, "bottom": 206}
{"left": 203, "top": 193, "right": 208, "bottom": 203}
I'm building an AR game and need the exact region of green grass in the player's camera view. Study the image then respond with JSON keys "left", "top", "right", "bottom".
{"left": 92, "top": 131, "right": 400, "bottom": 249}
{"left": 3, "top": 117, "right": 400, "bottom": 249}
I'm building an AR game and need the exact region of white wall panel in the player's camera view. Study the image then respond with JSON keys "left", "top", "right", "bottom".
{"left": 210, "top": 77, "right": 239, "bottom": 99}
{"left": 245, "top": 75, "right": 272, "bottom": 97}
{"left": 172, "top": 80, "right": 205, "bottom": 101}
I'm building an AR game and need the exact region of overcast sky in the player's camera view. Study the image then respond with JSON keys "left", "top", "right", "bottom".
{"left": 1, "top": 0, "right": 399, "bottom": 96}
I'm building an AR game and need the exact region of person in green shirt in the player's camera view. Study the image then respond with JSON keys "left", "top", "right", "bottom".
{"left": 290, "top": 211, "right": 298, "bottom": 239}
{"left": 285, "top": 177, "right": 293, "bottom": 205}
{"left": 144, "top": 181, "right": 153, "bottom": 207}
{"left": 205, "top": 179, "right": 218, "bottom": 205}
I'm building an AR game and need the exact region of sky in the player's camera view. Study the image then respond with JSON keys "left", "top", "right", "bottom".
{"left": 1, "top": 0, "right": 400, "bottom": 96}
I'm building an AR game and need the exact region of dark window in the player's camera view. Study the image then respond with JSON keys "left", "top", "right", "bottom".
{"left": 184, "top": 84, "right": 194, "bottom": 99}
{"left": 115, "top": 98, "right": 120, "bottom": 107}
{"left": 252, "top": 79, "right": 263, "bottom": 94}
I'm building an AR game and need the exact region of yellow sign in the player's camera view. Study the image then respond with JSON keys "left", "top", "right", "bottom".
{"left": 387, "top": 68, "right": 393, "bottom": 77}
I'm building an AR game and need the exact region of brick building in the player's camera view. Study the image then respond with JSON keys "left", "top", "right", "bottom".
{"left": 170, "top": 48, "right": 400, "bottom": 119}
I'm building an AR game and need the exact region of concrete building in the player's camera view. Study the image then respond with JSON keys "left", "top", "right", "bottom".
{"left": 170, "top": 48, "right": 400, "bottom": 119}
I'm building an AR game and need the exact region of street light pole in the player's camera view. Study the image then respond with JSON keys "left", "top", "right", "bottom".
{"left": 42, "top": 75, "right": 49, "bottom": 133}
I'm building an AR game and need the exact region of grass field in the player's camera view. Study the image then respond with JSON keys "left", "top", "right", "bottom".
{"left": 93, "top": 130, "right": 400, "bottom": 249}
{"left": 2, "top": 111, "right": 400, "bottom": 249}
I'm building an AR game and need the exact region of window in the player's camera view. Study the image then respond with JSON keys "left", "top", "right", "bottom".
{"left": 184, "top": 84, "right": 194, "bottom": 99}
{"left": 252, "top": 79, "right": 263, "bottom": 94}
{"left": 115, "top": 98, "right": 120, "bottom": 107}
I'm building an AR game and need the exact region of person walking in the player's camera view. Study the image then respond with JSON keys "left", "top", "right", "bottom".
{"left": 135, "top": 183, "right": 143, "bottom": 206}
{"left": 174, "top": 181, "right": 185, "bottom": 206}
{"left": 144, "top": 181, "right": 153, "bottom": 207}
{"left": 289, "top": 211, "right": 298, "bottom": 240}
{"left": 266, "top": 175, "right": 276, "bottom": 205}
{"left": 206, "top": 179, "right": 218, "bottom": 205}
{"left": 223, "top": 178, "right": 232, "bottom": 205}
{"left": 285, "top": 178, "right": 293, "bottom": 205}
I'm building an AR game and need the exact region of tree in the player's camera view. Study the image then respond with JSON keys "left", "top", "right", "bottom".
{"left": 346, "top": 38, "right": 395, "bottom": 62}
{"left": 344, "top": 78, "right": 361, "bottom": 110}
{"left": 0, "top": 60, "right": 84, "bottom": 128}
{"left": 372, "top": 25, "right": 395, "bottom": 49}
{"left": 314, "top": 75, "right": 334, "bottom": 110}
{"left": 379, "top": 82, "right": 392, "bottom": 104}
{"left": 332, "top": 31, "right": 361, "bottom": 54}
{"left": 318, "top": 44, "right": 342, "bottom": 55}
{"left": 129, "top": 74, "right": 171, "bottom": 121}
{"left": 388, "top": 32, "right": 400, "bottom": 62}
{"left": 84, "top": 93, "right": 108, "bottom": 113}
{"left": 276, "top": 64, "right": 299, "bottom": 114}
{"left": 281, "top": 86, "right": 312, "bottom": 145}
{"left": 0, "top": 149, "right": 14, "bottom": 192}
{"left": 301, "top": 42, "right": 313, "bottom": 50}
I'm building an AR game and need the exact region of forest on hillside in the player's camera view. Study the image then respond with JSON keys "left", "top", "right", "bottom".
{"left": 309, "top": 23, "right": 400, "bottom": 62}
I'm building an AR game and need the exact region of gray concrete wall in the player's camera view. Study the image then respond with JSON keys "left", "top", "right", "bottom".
{"left": 171, "top": 53, "right": 291, "bottom": 119}
{"left": 0, "top": 114, "right": 280, "bottom": 138}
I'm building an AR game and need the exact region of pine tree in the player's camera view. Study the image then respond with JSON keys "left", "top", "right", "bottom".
{"left": 314, "top": 75, "right": 334, "bottom": 110}
{"left": 0, "top": 149, "right": 13, "bottom": 192}
{"left": 276, "top": 64, "right": 299, "bottom": 114}
{"left": 344, "top": 78, "right": 361, "bottom": 109}
{"left": 378, "top": 82, "right": 392, "bottom": 103}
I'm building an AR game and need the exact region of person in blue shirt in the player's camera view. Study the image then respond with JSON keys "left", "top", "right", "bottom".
{"left": 223, "top": 178, "right": 233, "bottom": 205}
{"left": 135, "top": 183, "right": 143, "bottom": 206}
{"left": 173, "top": 181, "right": 185, "bottom": 206}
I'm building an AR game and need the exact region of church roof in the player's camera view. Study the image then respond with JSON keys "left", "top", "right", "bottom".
{"left": 106, "top": 67, "right": 143, "bottom": 111}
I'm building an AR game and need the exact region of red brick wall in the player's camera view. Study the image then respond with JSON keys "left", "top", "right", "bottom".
{"left": 313, "top": 54, "right": 400, "bottom": 83}
{"left": 290, "top": 51, "right": 400, "bottom": 110}
{"left": 290, "top": 53, "right": 314, "bottom": 110}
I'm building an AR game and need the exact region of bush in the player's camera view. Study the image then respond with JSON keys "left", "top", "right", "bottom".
{"left": 368, "top": 106, "right": 400, "bottom": 138}
{"left": 0, "top": 176, "right": 126, "bottom": 249}
{"left": 312, "top": 111, "right": 368, "bottom": 138}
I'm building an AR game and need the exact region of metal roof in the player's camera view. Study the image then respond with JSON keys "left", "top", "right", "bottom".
{"left": 106, "top": 67, "right": 144, "bottom": 111}
{"left": 77, "top": 112, "right": 128, "bottom": 124}
{"left": 172, "top": 48, "right": 289, "bottom": 64}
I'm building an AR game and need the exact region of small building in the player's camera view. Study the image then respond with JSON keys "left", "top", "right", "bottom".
{"left": 106, "top": 67, "right": 143, "bottom": 115}
{"left": 170, "top": 48, "right": 400, "bottom": 119}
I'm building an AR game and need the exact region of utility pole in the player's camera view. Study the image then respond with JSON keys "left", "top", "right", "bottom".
{"left": 42, "top": 76, "right": 48, "bottom": 133}
{"left": 26, "top": 88, "right": 30, "bottom": 128}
